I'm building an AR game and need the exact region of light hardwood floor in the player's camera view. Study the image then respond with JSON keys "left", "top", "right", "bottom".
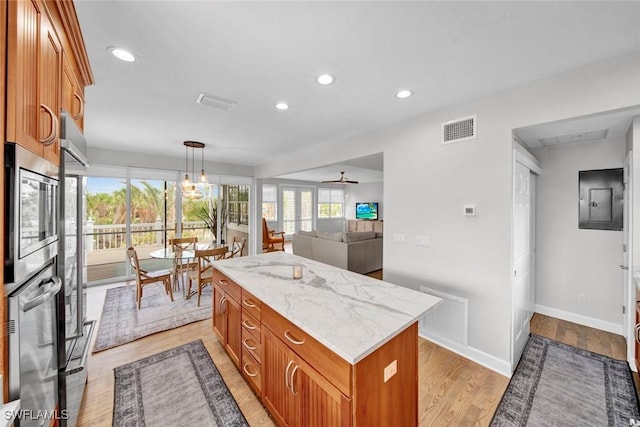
{"left": 77, "top": 283, "right": 634, "bottom": 426}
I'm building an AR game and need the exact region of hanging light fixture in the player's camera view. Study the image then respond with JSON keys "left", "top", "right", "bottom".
{"left": 181, "top": 141, "right": 206, "bottom": 200}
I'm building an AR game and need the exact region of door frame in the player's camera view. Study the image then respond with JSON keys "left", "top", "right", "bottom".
{"left": 624, "top": 150, "right": 634, "bottom": 367}
{"left": 280, "top": 185, "right": 315, "bottom": 236}
{"left": 511, "top": 148, "right": 542, "bottom": 368}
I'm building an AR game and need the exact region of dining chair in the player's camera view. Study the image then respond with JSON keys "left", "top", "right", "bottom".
{"left": 187, "top": 246, "right": 228, "bottom": 306}
{"left": 225, "top": 236, "right": 247, "bottom": 259}
{"left": 127, "top": 247, "right": 173, "bottom": 309}
{"left": 262, "top": 218, "right": 285, "bottom": 252}
{"left": 169, "top": 236, "right": 198, "bottom": 291}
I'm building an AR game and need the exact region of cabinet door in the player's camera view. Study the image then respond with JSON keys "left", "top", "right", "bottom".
{"left": 225, "top": 295, "right": 241, "bottom": 368}
{"left": 39, "top": 14, "right": 62, "bottom": 165}
{"left": 213, "top": 285, "right": 226, "bottom": 343}
{"left": 263, "top": 328, "right": 296, "bottom": 427}
{"left": 62, "top": 53, "right": 85, "bottom": 131}
{"left": 293, "top": 355, "right": 351, "bottom": 427}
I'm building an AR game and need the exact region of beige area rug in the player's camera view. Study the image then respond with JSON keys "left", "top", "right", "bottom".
{"left": 93, "top": 284, "right": 212, "bottom": 352}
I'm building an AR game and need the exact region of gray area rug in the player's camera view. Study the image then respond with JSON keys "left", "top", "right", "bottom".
{"left": 113, "top": 340, "right": 248, "bottom": 426}
{"left": 492, "top": 334, "right": 640, "bottom": 426}
{"left": 94, "top": 284, "right": 212, "bottom": 352}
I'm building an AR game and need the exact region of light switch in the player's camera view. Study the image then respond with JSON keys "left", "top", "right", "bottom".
{"left": 416, "top": 236, "right": 430, "bottom": 247}
{"left": 393, "top": 233, "right": 406, "bottom": 244}
{"left": 384, "top": 360, "right": 397, "bottom": 382}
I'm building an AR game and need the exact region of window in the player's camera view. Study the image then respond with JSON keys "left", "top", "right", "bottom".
{"left": 262, "top": 185, "right": 277, "bottom": 221}
{"left": 228, "top": 185, "right": 249, "bottom": 225}
{"left": 318, "top": 188, "right": 344, "bottom": 218}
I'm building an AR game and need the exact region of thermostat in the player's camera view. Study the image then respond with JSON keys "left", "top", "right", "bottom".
{"left": 464, "top": 205, "right": 477, "bottom": 216}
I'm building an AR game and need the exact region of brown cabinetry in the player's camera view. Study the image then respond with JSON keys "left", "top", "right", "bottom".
{"left": 62, "top": 52, "right": 85, "bottom": 130}
{"left": 212, "top": 271, "right": 241, "bottom": 369}
{"left": 7, "top": 0, "right": 62, "bottom": 164}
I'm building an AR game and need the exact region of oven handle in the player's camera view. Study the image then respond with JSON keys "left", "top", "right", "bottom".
{"left": 21, "top": 276, "right": 62, "bottom": 312}
{"left": 63, "top": 320, "right": 96, "bottom": 376}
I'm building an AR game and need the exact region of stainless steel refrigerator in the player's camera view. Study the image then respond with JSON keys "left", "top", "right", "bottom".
{"left": 58, "top": 110, "right": 95, "bottom": 427}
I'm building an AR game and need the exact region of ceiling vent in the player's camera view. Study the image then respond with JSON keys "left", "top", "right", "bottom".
{"left": 538, "top": 128, "right": 608, "bottom": 147}
{"left": 442, "top": 115, "right": 477, "bottom": 144}
{"left": 196, "top": 93, "right": 237, "bottom": 111}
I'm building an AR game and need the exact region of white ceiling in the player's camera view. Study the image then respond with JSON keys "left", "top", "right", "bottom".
{"left": 274, "top": 153, "right": 384, "bottom": 183}
{"left": 75, "top": 1, "right": 640, "bottom": 175}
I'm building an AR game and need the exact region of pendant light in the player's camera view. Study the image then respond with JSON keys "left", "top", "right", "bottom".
{"left": 182, "top": 141, "right": 205, "bottom": 200}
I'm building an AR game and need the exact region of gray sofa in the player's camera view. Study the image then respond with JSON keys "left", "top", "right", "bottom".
{"left": 292, "top": 230, "right": 382, "bottom": 274}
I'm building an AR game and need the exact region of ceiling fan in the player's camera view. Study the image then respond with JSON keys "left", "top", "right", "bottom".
{"left": 321, "top": 171, "right": 359, "bottom": 184}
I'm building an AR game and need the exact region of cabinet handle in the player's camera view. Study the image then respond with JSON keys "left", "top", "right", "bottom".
{"left": 219, "top": 279, "right": 229, "bottom": 286}
{"left": 242, "top": 319, "right": 256, "bottom": 330}
{"left": 636, "top": 324, "right": 640, "bottom": 344}
{"left": 285, "top": 360, "right": 294, "bottom": 393}
{"left": 243, "top": 298, "right": 257, "bottom": 308}
{"left": 40, "top": 104, "right": 59, "bottom": 145}
{"left": 72, "top": 93, "right": 84, "bottom": 120}
{"left": 219, "top": 296, "right": 226, "bottom": 312}
{"left": 242, "top": 363, "right": 258, "bottom": 378}
{"left": 242, "top": 338, "right": 257, "bottom": 351}
{"left": 284, "top": 330, "right": 305, "bottom": 345}
{"left": 290, "top": 364, "right": 300, "bottom": 396}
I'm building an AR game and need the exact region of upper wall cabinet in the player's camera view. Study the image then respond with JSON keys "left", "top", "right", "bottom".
{"left": 5, "top": 0, "right": 93, "bottom": 166}
{"left": 6, "top": 0, "right": 62, "bottom": 164}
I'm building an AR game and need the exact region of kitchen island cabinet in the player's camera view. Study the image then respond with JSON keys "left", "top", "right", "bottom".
{"left": 213, "top": 252, "right": 440, "bottom": 426}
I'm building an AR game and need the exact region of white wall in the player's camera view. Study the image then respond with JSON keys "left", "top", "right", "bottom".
{"left": 255, "top": 51, "right": 640, "bottom": 372}
{"left": 344, "top": 182, "right": 384, "bottom": 220}
{"left": 531, "top": 139, "right": 625, "bottom": 328}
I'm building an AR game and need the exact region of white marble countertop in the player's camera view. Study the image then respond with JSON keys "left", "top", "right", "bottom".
{"left": 214, "top": 252, "right": 441, "bottom": 364}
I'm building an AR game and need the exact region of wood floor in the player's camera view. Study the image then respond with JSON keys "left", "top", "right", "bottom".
{"left": 77, "top": 284, "right": 635, "bottom": 426}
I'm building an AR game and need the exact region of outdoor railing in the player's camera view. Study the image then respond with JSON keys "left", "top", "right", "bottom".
{"left": 85, "top": 220, "right": 209, "bottom": 252}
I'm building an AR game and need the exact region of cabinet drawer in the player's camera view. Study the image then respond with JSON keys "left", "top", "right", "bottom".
{"left": 262, "top": 304, "right": 352, "bottom": 396}
{"left": 242, "top": 310, "right": 261, "bottom": 343}
{"left": 242, "top": 347, "right": 262, "bottom": 394}
{"left": 242, "top": 328, "right": 261, "bottom": 363}
{"left": 212, "top": 269, "right": 241, "bottom": 302}
{"left": 241, "top": 289, "right": 262, "bottom": 320}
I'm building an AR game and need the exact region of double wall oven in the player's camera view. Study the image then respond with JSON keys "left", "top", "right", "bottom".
{"left": 5, "top": 142, "right": 61, "bottom": 426}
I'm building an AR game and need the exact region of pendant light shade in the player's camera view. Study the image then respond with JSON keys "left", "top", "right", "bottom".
{"left": 181, "top": 141, "right": 206, "bottom": 200}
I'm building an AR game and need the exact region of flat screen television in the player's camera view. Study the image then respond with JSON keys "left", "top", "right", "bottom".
{"left": 355, "top": 202, "right": 379, "bottom": 220}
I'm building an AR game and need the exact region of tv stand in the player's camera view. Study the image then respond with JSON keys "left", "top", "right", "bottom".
{"left": 348, "top": 219, "right": 383, "bottom": 233}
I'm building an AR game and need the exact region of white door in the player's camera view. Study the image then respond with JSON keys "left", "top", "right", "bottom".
{"left": 623, "top": 151, "right": 634, "bottom": 364}
{"left": 512, "top": 161, "right": 533, "bottom": 365}
{"left": 282, "top": 187, "right": 314, "bottom": 235}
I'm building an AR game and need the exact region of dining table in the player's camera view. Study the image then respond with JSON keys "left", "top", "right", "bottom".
{"left": 149, "top": 242, "right": 227, "bottom": 298}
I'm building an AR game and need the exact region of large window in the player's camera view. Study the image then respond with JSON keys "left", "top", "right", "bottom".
{"left": 228, "top": 185, "right": 249, "bottom": 225}
{"left": 262, "top": 185, "right": 277, "bottom": 221}
{"left": 318, "top": 188, "right": 344, "bottom": 218}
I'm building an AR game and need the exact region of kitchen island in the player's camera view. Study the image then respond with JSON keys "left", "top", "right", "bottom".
{"left": 212, "top": 251, "right": 441, "bottom": 426}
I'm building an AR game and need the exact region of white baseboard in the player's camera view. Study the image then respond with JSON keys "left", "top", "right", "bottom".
{"left": 419, "top": 332, "right": 512, "bottom": 378}
{"left": 534, "top": 304, "right": 623, "bottom": 335}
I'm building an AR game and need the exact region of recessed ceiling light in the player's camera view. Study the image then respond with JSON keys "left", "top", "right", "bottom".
{"left": 276, "top": 102, "right": 289, "bottom": 110}
{"left": 317, "top": 74, "right": 335, "bottom": 85}
{"left": 107, "top": 46, "right": 136, "bottom": 62}
{"left": 396, "top": 90, "right": 413, "bottom": 99}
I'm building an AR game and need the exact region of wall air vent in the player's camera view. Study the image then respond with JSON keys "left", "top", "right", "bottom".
{"left": 196, "top": 93, "right": 237, "bottom": 111}
{"left": 442, "top": 115, "right": 477, "bottom": 144}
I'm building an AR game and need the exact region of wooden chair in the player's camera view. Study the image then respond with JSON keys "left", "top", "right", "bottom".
{"left": 225, "top": 236, "right": 247, "bottom": 259}
{"left": 262, "top": 218, "right": 285, "bottom": 252}
{"left": 187, "top": 246, "right": 228, "bottom": 306}
{"left": 127, "top": 247, "right": 173, "bottom": 309}
{"left": 169, "top": 236, "right": 198, "bottom": 290}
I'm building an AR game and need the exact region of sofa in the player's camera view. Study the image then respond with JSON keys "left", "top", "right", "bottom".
{"left": 292, "top": 230, "right": 383, "bottom": 274}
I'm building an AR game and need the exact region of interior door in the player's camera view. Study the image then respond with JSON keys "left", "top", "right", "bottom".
{"left": 512, "top": 161, "right": 532, "bottom": 365}
{"left": 282, "top": 187, "right": 314, "bottom": 236}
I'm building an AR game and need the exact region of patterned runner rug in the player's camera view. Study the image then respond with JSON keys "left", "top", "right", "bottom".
{"left": 492, "top": 334, "right": 640, "bottom": 426}
{"left": 94, "top": 284, "right": 212, "bottom": 352}
{"left": 113, "top": 340, "right": 248, "bottom": 426}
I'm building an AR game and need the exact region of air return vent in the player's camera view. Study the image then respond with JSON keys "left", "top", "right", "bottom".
{"left": 442, "top": 115, "right": 477, "bottom": 144}
{"left": 196, "top": 93, "right": 237, "bottom": 111}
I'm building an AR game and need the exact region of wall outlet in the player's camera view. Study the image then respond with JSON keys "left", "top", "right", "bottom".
{"left": 383, "top": 360, "right": 397, "bottom": 383}
{"left": 393, "top": 233, "right": 406, "bottom": 244}
{"left": 578, "top": 294, "right": 586, "bottom": 304}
